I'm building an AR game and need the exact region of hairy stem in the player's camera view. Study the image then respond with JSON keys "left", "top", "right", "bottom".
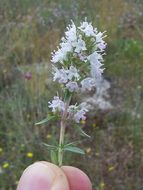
{"left": 58, "top": 119, "right": 66, "bottom": 166}
{"left": 58, "top": 96, "right": 71, "bottom": 166}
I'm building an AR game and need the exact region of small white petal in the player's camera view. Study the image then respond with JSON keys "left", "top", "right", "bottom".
{"left": 65, "top": 22, "right": 77, "bottom": 42}
{"left": 81, "top": 77, "right": 96, "bottom": 91}
{"left": 66, "top": 81, "right": 78, "bottom": 92}
{"left": 48, "top": 96, "right": 65, "bottom": 112}
{"left": 73, "top": 107, "right": 88, "bottom": 123}
{"left": 68, "top": 104, "right": 88, "bottom": 123}
{"left": 74, "top": 37, "right": 87, "bottom": 53}
{"left": 88, "top": 52, "right": 104, "bottom": 79}
{"left": 53, "top": 67, "right": 68, "bottom": 84}
{"left": 79, "top": 21, "right": 97, "bottom": 37}
{"left": 67, "top": 66, "right": 80, "bottom": 81}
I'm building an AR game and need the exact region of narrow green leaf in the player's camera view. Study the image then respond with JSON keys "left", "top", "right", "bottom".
{"left": 64, "top": 141, "right": 79, "bottom": 148}
{"left": 75, "top": 125, "right": 91, "bottom": 138}
{"left": 50, "top": 150, "right": 58, "bottom": 165}
{"left": 64, "top": 89, "right": 71, "bottom": 102}
{"left": 80, "top": 128, "right": 91, "bottom": 138}
{"left": 64, "top": 146, "right": 85, "bottom": 155}
{"left": 42, "top": 143, "right": 57, "bottom": 150}
{"left": 35, "top": 116, "right": 56, "bottom": 125}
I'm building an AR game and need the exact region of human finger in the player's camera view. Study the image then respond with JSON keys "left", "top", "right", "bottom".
{"left": 17, "top": 162, "right": 69, "bottom": 190}
{"left": 62, "top": 166, "right": 92, "bottom": 190}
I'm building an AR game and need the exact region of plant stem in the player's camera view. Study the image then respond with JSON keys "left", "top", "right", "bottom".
{"left": 58, "top": 96, "right": 71, "bottom": 166}
{"left": 58, "top": 119, "right": 66, "bottom": 166}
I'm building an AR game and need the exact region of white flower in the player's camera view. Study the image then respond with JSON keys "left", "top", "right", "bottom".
{"left": 51, "top": 41, "right": 74, "bottom": 64}
{"left": 74, "top": 107, "right": 88, "bottom": 123}
{"left": 53, "top": 65, "right": 80, "bottom": 84}
{"left": 66, "top": 81, "right": 78, "bottom": 92}
{"left": 67, "top": 66, "right": 80, "bottom": 81}
{"left": 97, "top": 42, "right": 107, "bottom": 51}
{"left": 68, "top": 105, "right": 78, "bottom": 112}
{"left": 68, "top": 105, "right": 88, "bottom": 123}
{"left": 51, "top": 48, "right": 67, "bottom": 63}
{"left": 78, "top": 21, "right": 97, "bottom": 37}
{"left": 53, "top": 67, "right": 68, "bottom": 83}
{"left": 88, "top": 52, "right": 104, "bottom": 79}
{"left": 51, "top": 20, "right": 106, "bottom": 66}
{"left": 90, "top": 62, "right": 104, "bottom": 79}
{"left": 60, "top": 41, "right": 73, "bottom": 53}
{"left": 88, "top": 51, "right": 103, "bottom": 62}
{"left": 96, "top": 32, "right": 107, "bottom": 51}
{"left": 48, "top": 96, "right": 65, "bottom": 112}
{"left": 81, "top": 77, "right": 96, "bottom": 91}
{"left": 74, "top": 36, "right": 87, "bottom": 53}
{"left": 96, "top": 32, "right": 105, "bottom": 43}
{"left": 51, "top": 23, "right": 76, "bottom": 64}
{"left": 78, "top": 53, "right": 87, "bottom": 62}
{"left": 65, "top": 22, "right": 77, "bottom": 42}
{"left": 67, "top": 105, "right": 78, "bottom": 118}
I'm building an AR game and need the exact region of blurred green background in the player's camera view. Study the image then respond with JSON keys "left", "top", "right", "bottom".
{"left": 0, "top": 0, "right": 143, "bottom": 189}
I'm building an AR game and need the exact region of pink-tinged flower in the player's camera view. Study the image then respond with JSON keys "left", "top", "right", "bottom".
{"left": 74, "top": 107, "right": 88, "bottom": 123}
{"left": 68, "top": 105, "right": 88, "bottom": 123}
{"left": 96, "top": 31, "right": 107, "bottom": 51}
{"left": 66, "top": 81, "right": 78, "bottom": 92}
{"left": 24, "top": 72, "right": 32, "bottom": 80}
{"left": 48, "top": 96, "right": 65, "bottom": 112}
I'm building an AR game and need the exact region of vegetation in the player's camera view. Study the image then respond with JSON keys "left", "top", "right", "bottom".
{"left": 0, "top": 0, "right": 143, "bottom": 189}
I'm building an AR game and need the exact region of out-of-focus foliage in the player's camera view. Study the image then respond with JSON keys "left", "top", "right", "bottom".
{"left": 0, "top": 0, "right": 143, "bottom": 189}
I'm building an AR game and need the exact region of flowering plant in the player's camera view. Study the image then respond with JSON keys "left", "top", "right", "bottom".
{"left": 36, "top": 20, "right": 106, "bottom": 166}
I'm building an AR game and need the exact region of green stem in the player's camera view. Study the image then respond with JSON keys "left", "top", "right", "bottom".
{"left": 58, "top": 119, "right": 66, "bottom": 166}
{"left": 58, "top": 95, "right": 71, "bottom": 166}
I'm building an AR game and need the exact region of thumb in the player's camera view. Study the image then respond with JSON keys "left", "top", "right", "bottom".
{"left": 17, "top": 162, "right": 69, "bottom": 190}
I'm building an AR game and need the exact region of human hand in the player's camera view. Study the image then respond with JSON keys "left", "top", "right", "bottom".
{"left": 17, "top": 161, "right": 92, "bottom": 190}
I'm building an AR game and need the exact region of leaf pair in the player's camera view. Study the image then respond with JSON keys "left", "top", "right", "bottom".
{"left": 43, "top": 142, "right": 85, "bottom": 155}
{"left": 43, "top": 142, "right": 85, "bottom": 165}
{"left": 64, "top": 146, "right": 85, "bottom": 155}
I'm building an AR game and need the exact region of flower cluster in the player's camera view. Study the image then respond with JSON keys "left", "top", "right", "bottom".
{"left": 48, "top": 20, "right": 106, "bottom": 123}
{"left": 48, "top": 96, "right": 65, "bottom": 112}
{"left": 68, "top": 105, "right": 88, "bottom": 123}
{"left": 53, "top": 65, "right": 80, "bottom": 92}
{"left": 48, "top": 97, "right": 88, "bottom": 123}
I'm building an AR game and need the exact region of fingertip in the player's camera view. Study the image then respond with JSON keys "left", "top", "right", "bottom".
{"left": 62, "top": 166, "right": 92, "bottom": 190}
{"left": 17, "top": 162, "right": 55, "bottom": 190}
